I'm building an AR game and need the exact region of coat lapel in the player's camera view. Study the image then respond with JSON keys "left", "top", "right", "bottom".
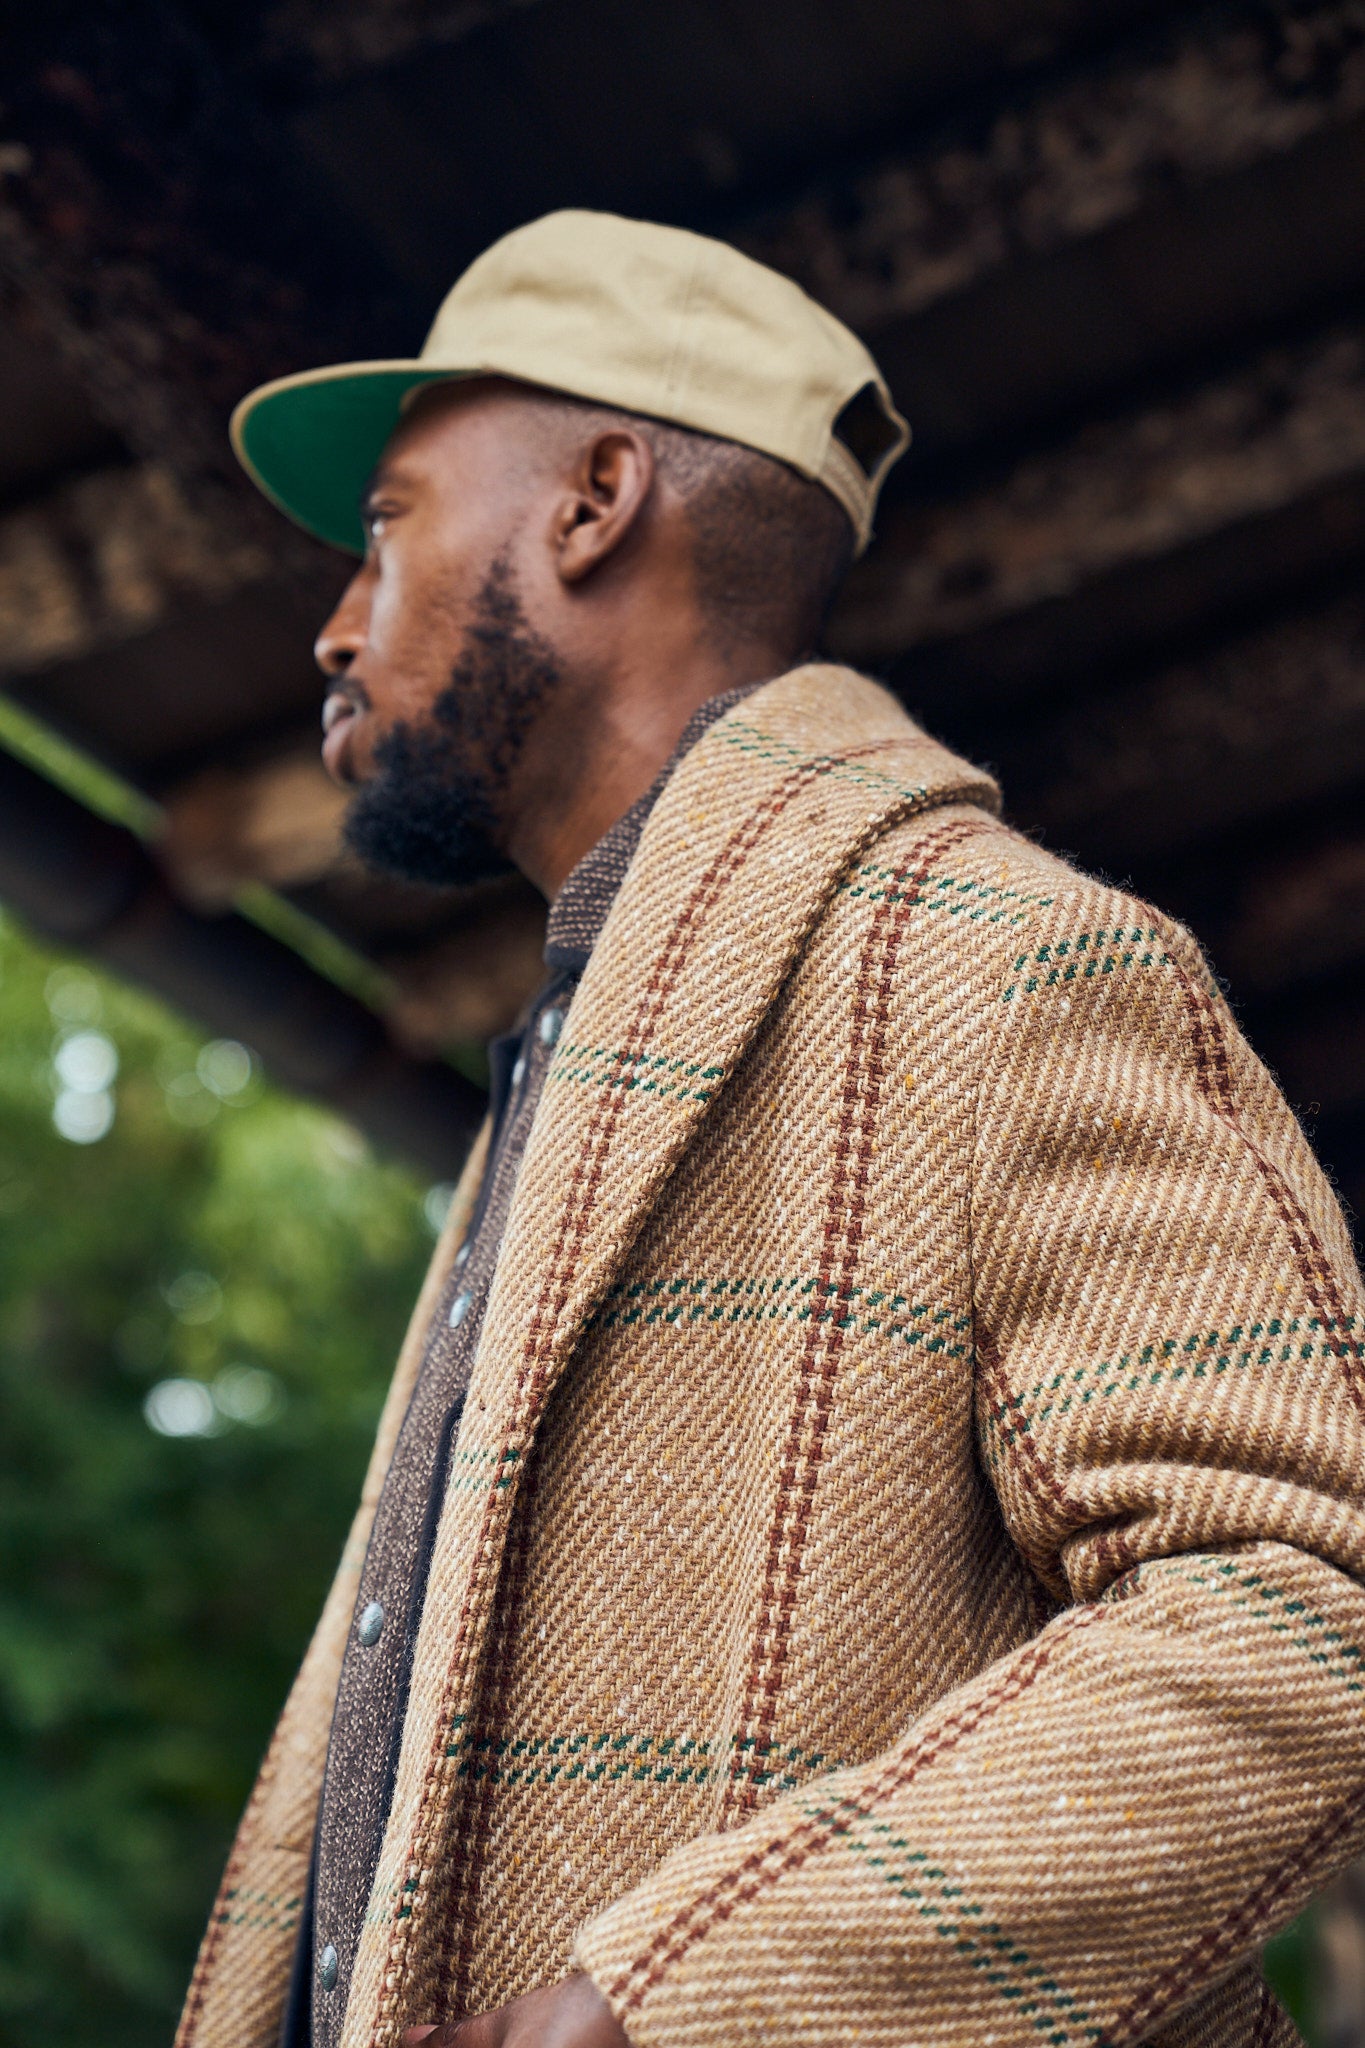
{"left": 482, "top": 664, "right": 999, "bottom": 1412}
{"left": 345, "top": 665, "right": 999, "bottom": 2046}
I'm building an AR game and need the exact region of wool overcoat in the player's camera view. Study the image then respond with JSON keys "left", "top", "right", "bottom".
{"left": 177, "top": 667, "right": 1365, "bottom": 2048}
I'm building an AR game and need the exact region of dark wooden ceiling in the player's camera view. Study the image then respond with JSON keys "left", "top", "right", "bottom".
{"left": 1, "top": 0, "right": 1362, "bottom": 1227}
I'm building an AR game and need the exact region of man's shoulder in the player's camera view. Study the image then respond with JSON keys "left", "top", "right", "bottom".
{"left": 708, "top": 665, "right": 1195, "bottom": 998}
{"left": 676, "top": 661, "right": 1202, "bottom": 1010}
{"left": 704, "top": 663, "right": 999, "bottom": 819}
{"left": 853, "top": 797, "right": 1197, "bottom": 1005}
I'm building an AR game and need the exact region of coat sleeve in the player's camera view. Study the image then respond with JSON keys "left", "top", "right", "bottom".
{"left": 572, "top": 897, "right": 1365, "bottom": 2048}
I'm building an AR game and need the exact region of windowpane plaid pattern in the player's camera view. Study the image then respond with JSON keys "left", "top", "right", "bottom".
{"left": 177, "top": 669, "right": 1364, "bottom": 2048}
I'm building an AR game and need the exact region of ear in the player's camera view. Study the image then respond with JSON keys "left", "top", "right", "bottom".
{"left": 551, "top": 427, "right": 656, "bottom": 586}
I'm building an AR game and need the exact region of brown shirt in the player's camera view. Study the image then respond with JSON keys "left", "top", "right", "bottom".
{"left": 290, "top": 685, "right": 760, "bottom": 2048}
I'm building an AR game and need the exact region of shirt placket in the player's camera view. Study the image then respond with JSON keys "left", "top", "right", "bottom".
{"left": 304, "top": 980, "right": 571, "bottom": 2048}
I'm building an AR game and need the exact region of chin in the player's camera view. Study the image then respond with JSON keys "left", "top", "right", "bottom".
{"left": 342, "top": 783, "right": 512, "bottom": 890}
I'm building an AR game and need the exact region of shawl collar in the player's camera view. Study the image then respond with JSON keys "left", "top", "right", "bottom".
{"left": 477, "top": 664, "right": 999, "bottom": 1509}
{"left": 343, "top": 667, "right": 999, "bottom": 2048}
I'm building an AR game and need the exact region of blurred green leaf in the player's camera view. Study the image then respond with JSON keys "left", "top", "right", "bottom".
{"left": 0, "top": 910, "right": 438, "bottom": 2046}
{"left": 1265, "top": 1914, "right": 1318, "bottom": 2042}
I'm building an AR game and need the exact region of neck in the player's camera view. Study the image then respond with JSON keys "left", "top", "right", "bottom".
{"left": 507, "top": 630, "right": 794, "bottom": 899}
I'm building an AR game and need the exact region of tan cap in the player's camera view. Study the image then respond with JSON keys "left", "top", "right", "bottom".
{"left": 230, "top": 209, "right": 909, "bottom": 558}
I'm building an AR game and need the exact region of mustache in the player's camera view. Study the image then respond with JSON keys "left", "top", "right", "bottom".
{"left": 323, "top": 675, "right": 372, "bottom": 714}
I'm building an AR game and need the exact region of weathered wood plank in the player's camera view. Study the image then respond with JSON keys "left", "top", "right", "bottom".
{"left": 0, "top": 462, "right": 270, "bottom": 678}
{"left": 1002, "top": 590, "right": 1365, "bottom": 860}
{"left": 740, "top": 0, "right": 1365, "bottom": 334}
{"left": 0, "top": 5, "right": 407, "bottom": 575}
{"left": 833, "top": 317, "right": 1365, "bottom": 669}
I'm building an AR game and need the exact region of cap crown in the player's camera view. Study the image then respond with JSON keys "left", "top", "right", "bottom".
{"left": 415, "top": 210, "right": 908, "bottom": 548}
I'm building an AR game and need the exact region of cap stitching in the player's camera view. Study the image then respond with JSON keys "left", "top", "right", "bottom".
{"left": 819, "top": 440, "right": 873, "bottom": 553}
{"left": 661, "top": 238, "right": 707, "bottom": 409}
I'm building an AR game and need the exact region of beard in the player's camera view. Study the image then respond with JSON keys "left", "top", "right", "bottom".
{"left": 343, "top": 553, "right": 563, "bottom": 888}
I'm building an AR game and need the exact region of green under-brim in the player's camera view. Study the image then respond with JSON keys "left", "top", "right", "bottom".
{"left": 230, "top": 364, "right": 463, "bottom": 554}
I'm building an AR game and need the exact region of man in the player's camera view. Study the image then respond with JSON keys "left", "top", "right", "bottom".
{"left": 178, "top": 211, "right": 1365, "bottom": 2048}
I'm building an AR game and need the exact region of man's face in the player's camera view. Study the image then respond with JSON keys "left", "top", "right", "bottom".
{"left": 314, "top": 382, "right": 565, "bottom": 888}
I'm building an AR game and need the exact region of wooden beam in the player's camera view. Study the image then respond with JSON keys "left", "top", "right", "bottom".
{"left": 0, "top": 290, "right": 120, "bottom": 503}
{"left": 285, "top": 0, "right": 1187, "bottom": 298}
{"left": 8, "top": 0, "right": 1363, "bottom": 524}
{"left": 0, "top": 745, "right": 484, "bottom": 1173}
{"left": 1000, "top": 590, "right": 1365, "bottom": 864}
{"left": 159, "top": 746, "right": 349, "bottom": 909}
{"left": 11, "top": 312, "right": 1363, "bottom": 747}
{"left": 739, "top": 0, "right": 1365, "bottom": 336}
{"left": 158, "top": 741, "right": 548, "bottom": 1046}
{"left": 0, "top": 461, "right": 270, "bottom": 679}
{"left": 156, "top": 741, "right": 548, "bottom": 1045}
{"left": 832, "top": 317, "right": 1365, "bottom": 676}
{"left": 0, "top": 5, "right": 411, "bottom": 580}
{"left": 261, "top": 0, "right": 545, "bottom": 84}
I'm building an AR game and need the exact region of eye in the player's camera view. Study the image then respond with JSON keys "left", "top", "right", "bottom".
{"left": 363, "top": 503, "right": 399, "bottom": 548}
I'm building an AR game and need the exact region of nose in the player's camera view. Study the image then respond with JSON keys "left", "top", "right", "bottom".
{"left": 314, "top": 571, "right": 370, "bottom": 679}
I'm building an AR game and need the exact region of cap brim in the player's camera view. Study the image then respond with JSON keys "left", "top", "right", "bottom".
{"left": 230, "top": 362, "right": 464, "bottom": 554}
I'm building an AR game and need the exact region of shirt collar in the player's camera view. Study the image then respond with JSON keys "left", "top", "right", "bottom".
{"left": 542, "top": 681, "right": 765, "bottom": 974}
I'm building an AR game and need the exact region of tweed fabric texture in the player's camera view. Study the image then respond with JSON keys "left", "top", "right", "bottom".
{"left": 307, "top": 682, "right": 762, "bottom": 2047}
{"left": 178, "top": 667, "right": 1365, "bottom": 2048}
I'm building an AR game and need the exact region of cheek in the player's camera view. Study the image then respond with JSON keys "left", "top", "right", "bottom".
{"left": 366, "top": 556, "right": 464, "bottom": 718}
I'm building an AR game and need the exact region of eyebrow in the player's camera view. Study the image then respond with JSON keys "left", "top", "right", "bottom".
{"left": 359, "top": 462, "right": 408, "bottom": 518}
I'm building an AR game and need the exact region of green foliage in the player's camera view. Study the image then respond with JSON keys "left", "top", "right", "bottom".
{"left": 1264, "top": 1916, "right": 1316, "bottom": 2039}
{"left": 0, "top": 910, "right": 439, "bottom": 2047}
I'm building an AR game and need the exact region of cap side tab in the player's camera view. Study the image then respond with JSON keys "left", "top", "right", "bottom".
{"left": 832, "top": 382, "right": 907, "bottom": 479}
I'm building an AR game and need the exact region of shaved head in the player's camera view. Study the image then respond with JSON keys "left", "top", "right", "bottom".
{"left": 488, "top": 387, "right": 856, "bottom": 661}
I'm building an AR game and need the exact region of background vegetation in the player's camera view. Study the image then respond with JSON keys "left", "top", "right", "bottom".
{"left": 0, "top": 907, "right": 1316, "bottom": 2044}
{"left": 0, "top": 908, "right": 440, "bottom": 2046}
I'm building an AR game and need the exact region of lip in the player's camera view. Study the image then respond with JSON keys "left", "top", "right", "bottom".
{"left": 321, "top": 693, "right": 361, "bottom": 784}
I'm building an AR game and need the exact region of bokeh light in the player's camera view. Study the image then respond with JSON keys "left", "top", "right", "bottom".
{"left": 143, "top": 1377, "right": 218, "bottom": 1438}
{"left": 162, "top": 1269, "right": 223, "bottom": 1325}
{"left": 52, "top": 1086, "right": 115, "bottom": 1144}
{"left": 197, "top": 1039, "right": 254, "bottom": 1100}
{"left": 211, "top": 1363, "right": 283, "bottom": 1425}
